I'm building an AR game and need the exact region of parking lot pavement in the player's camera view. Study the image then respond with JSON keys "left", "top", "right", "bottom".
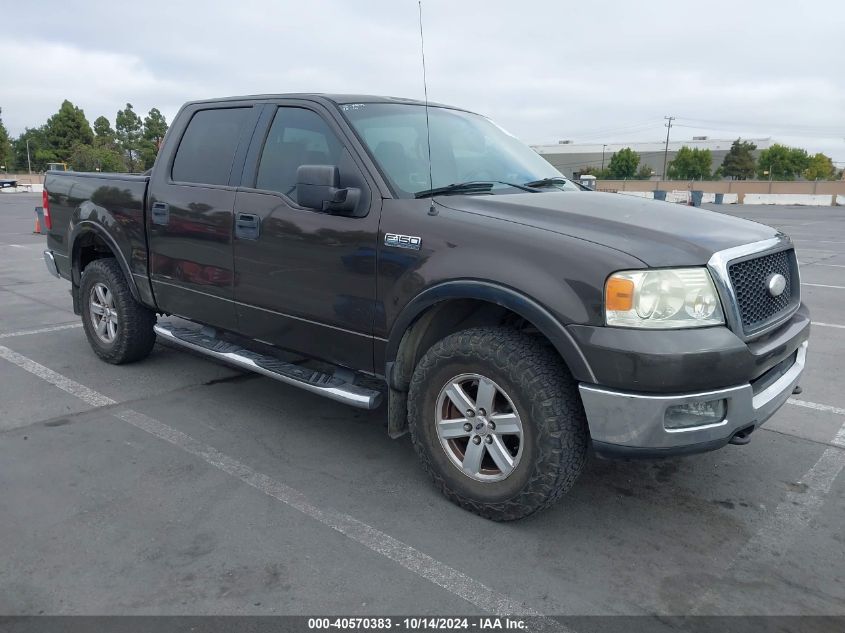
{"left": 1, "top": 193, "right": 844, "bottom": 617}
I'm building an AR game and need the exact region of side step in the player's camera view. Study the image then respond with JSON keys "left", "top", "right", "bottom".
{"left": 153, "top": 323, "right": 382, "bottom": 410}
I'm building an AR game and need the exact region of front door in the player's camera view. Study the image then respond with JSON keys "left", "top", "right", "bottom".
{"left": 233, "top": 105, "right": 380, "bottom": 372}
{"left": 147, "top": 104, "right": 258, "bottom": 331}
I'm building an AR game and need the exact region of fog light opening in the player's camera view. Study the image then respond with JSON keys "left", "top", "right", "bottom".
{"left": 664, "top": 398, "right": 727, "bottom": 430}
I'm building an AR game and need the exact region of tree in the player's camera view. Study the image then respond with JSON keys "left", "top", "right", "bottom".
{"left": 757, "top": 144, "right": 810, "bottom": 180}
{"left": 635, "top": 164, "right": 654, "bottom": 180}
{"left": 69, "top": 143, "right": 126, "bottom": 173}
{"left": 93, "top": 116, "right": 117, "bottom": 146}
{"left": 0, "top": 108, "right": 11, "bottom": 172}
{"left": 43, "top": 100, "right": 94, "bottom": 162}
{"left": 140, "top": 108, "right": 169, "bottom": 170}
{"left": 12, "top": 128, "right": 57, "bottom": 172}
{"left": 721, "top": 139, "right": 757, "bottom": 180}
{"left": 115, "top": 103, "right": 143, "bottom": 172}
{"left": 577, "top": 166, "right": 610, "bottom": 179}
{"left": 667, "top": 146, "right": 712, "bottom": 180}
{"left": 804, "top": 153, "right": 835, "bottom": 181}
{"left": 607, "top": 148, "right": 640, "bottom": 179}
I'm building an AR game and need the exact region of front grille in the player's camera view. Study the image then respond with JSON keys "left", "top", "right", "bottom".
{"left": 728, "top": 249, "right": 796, "bottom": 333}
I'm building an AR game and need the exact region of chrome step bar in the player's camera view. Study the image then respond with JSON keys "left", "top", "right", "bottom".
{"left": 154, "top": 323, "right": 382, "bottom": 410}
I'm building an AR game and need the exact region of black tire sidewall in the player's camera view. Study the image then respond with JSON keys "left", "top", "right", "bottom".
{"left": 414, "top": 357, "right": 540, "bottom": 504}
{"left": 80, "top": 263, "right": 122, "bottom": 356}
{"left": 79, "top": 259, "right": 155, "bottom": 364}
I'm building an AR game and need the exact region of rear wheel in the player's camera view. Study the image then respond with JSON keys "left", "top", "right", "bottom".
{"left": 408, "top": 327, "right": 588, "bottom": 521}
{"left": 80, "top": 258, "right": 156, "bottom": 364}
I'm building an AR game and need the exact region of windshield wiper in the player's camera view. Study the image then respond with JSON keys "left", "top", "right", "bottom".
{"left": 414, "top": 181, "right": 538, "bottom": 198}
{"left": 523, "top": 177, "right": 569, "bottom": 189}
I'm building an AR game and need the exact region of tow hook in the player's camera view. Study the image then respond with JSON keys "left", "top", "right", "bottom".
{"left": 729, "top": 425, "right": 756, "bottom": 446}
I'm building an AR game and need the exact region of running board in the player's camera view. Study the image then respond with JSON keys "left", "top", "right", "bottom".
{"left": 153, "top": 324, "right": 382, "bottom": 410}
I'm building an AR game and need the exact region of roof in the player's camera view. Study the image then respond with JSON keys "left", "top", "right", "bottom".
{"left": 182, "top": 93, "right": 466, "bottom": 111}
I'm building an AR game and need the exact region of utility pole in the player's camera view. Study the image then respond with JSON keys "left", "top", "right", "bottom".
{"left": 601, "top": 144, "right": 607, "bottom": 171}
{"left": 25, "top": 139, "right": 32, "bottom": 175}
{"left": 662, "top": 116, "right": 675, "bottom": 179}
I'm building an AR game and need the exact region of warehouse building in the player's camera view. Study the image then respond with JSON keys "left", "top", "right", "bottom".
{"left": 531, "top": 137, "right": 771, "bottom": 179}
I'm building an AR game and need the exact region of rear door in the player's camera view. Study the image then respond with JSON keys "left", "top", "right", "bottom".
{"left": 147, "top": 103, "right": 259, "bottom": 331}
{"left": 232, "top": 102, "right": 381, "bottom": 372}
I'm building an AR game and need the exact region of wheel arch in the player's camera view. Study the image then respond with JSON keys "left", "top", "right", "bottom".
{"left": 383, "top": 281, "right": 596, "bottom": 438}
{"left": 70, "top": 222, "right": 141, "bottom": 312}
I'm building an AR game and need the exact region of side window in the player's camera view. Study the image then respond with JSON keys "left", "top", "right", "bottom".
{"left": 171, "top": 108, "right": 250, "bottom": 185}
{"left": 255, "top": 108, "right": 346, "bottom": 199}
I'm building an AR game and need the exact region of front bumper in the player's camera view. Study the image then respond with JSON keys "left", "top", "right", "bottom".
{"left": 581, "top": 340, "right": 807, "bottom": 458}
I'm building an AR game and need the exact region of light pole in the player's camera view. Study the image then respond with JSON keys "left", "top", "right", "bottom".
{"left": 601, "top": 144, "right": 607, "bottom": 171}
{"left": 663, "top": 116, "right": 675, "bottom": 179}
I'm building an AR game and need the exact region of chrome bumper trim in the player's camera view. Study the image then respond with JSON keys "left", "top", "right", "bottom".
{"left": 579, "top": 341, "right": 807, "bottom": 450}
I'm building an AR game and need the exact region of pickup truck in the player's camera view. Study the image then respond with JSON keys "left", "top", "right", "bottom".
{"left": 43, "top": 94, "right": 810, "bottom": 520}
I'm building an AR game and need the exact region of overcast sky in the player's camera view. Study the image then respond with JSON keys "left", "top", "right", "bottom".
{"left": 4, "top": 0, "right": 844, "bottom": 163}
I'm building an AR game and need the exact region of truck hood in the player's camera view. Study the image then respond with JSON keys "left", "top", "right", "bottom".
{"left": 440, "top": 191, "right": 780, "bottom": 267}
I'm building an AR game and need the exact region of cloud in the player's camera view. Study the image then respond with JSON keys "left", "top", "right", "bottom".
{"left": 4, "top": 0, "right": 844, "bottom": 162}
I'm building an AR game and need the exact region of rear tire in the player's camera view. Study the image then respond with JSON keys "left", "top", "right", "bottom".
{"left": 408, "top": 327, "right": 588, "bottom": 521}
{"left": 80, "top": 258, "right": 156, "bottom": 364}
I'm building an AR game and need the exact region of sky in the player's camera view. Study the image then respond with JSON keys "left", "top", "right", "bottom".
{"left": 3, "top": 0, "right": 844, "bottom": 164}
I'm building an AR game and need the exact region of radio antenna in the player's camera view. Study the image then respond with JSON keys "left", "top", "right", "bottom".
{"left": 417, "top": 0, "right": 437, "bottom": 215}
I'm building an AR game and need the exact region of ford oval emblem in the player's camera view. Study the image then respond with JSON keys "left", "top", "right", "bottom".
{"left": 767, "top": 273, "right": 787, "bottom": 297}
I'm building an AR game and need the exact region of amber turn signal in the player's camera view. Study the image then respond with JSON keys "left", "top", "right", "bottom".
{"left": 605, "top": 276, "right": 635, "bottom": 311}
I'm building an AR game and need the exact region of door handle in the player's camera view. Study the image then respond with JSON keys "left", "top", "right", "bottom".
{"left": 151, "top": 201, "right": 170, "bottom": 225}
{"left": 235, "top": 212, "right": 260, "bottom": 239}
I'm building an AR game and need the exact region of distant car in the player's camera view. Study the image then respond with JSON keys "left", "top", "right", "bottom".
{"left": 43, "top": 93, "right": 809, "bottom": 520}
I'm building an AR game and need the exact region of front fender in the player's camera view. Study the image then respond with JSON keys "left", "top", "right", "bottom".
{"left": 384, "top": 280, "right": 598, "bottom": 383}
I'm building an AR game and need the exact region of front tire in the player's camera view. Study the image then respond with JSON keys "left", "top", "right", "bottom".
{"left": 80, "top": 258, "right": 156, "bottom": 364}
{"left": 408, "top": 327, "right": 588, "bottom": 521}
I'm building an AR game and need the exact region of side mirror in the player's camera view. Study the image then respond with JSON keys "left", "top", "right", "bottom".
{"left": 296, "top": 165, "right": 360, "bottom": 214}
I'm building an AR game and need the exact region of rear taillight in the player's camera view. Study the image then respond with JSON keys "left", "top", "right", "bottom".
{"left": 42, "top": 188, "right": 52, "bottom": 230}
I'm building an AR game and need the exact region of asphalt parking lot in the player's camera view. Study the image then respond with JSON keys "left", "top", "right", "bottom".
{"left": 1, "top": 192, "right": 843, "bottom": 618}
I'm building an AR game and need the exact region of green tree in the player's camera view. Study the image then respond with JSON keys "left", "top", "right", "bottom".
{"left": 93, "top": 116, "right": 117, "bottom": 146}
{"left": 757, "top": 144, "right": 810, "bottom": 180}
{"left": 577, "top": 166, "right": 610, "bottom": 179}
{"left": 115, "top": 103, "right": 143, "bottom": 172}
{"left": 12, "top": 128, "right": 57, "bottom": 172}
{"left": 721, "top": 139, "right": 757, "bottom": 180}
{"left": 140, "top": 108, "right": 169, "bottom": 170}
{"left": 69, "top": 143, "right": 126, "bottom": 173}
{"left": 607, "top": 147, "right": 640, "bottom": 179}
{"left": 667, "top": 146, "right": 712, "bottom": 180}
{"left": 0, "top": 108, "right": 11, "bottom": 172}
{"left": 635, "top": 164, "right": 654, "bottom": 180}
{"left": 43, "top": 100, "right": 94, "bottom": 163}
{"left": 803, "top": 153, "right": 835, "bottom": 180}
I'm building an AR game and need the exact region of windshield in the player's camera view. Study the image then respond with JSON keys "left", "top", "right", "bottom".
{"left": 340, "top": 103, "right": 578, "bottom": 197}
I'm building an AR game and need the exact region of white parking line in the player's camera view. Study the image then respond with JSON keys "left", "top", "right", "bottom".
{"left": 0, "top": 344, "right": 563, "bottom": 626}
{"left": 804, "top": 283, "right": 845, "bottom": 290}
{"left": 788, "top": 398, "right": 845, "bottom": 424}
{"left": 812, "top": 322, "right": 845, "bottom": 330}
{"left": 694, "top": 396, "right": 845, "bottom": 613}
{"left": 0, "top": 323, "right": 82, "bottom": 339}
{"left": 0, "top": 345, "right": 115, "bottom": 407}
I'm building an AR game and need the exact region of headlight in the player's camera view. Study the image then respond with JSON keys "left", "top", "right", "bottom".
{"left": 605, "top": 268, "right": 724, "bottom": 328}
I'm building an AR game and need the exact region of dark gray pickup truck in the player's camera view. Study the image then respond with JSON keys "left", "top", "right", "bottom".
{"left": 43, "top": 94, "right": 809, "bottom": 520}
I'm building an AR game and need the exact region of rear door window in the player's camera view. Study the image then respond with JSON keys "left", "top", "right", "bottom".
{"left": 172, "top": 108, "right": 250, "bottom": 186}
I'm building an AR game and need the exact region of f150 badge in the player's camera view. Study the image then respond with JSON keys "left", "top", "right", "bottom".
{"left": 384, "top": 233, "right": 421, "bottom": 250}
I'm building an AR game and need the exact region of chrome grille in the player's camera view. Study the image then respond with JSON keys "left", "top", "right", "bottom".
{"left": 728, "top": 249, "right": 796, "bottom": 333}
